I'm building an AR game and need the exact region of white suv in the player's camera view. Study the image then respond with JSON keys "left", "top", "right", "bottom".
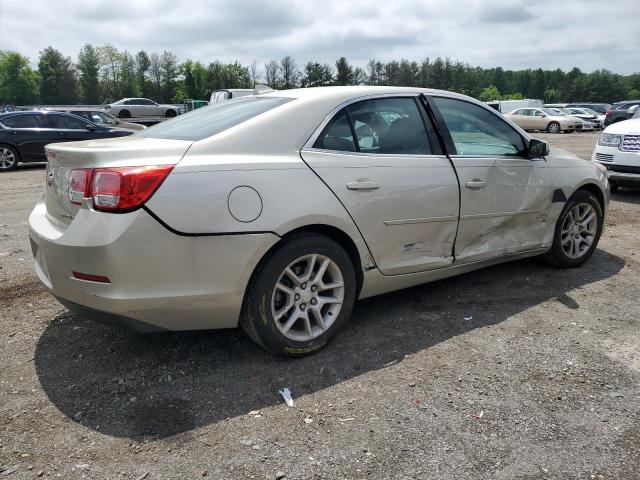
{"left": 593, "top": 117, "right": 640, "bottom": 191}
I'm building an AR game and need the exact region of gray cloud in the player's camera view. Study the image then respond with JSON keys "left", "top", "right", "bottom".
{"left": 0, "top": 0, "right": 638, "bottom": 74}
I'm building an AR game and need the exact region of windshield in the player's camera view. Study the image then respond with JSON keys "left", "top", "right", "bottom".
{"left": 136, "top": 96, "right": 292, "bottom": 141}
{"left": 89, "top": 112, "right": 117, "bottom": 126}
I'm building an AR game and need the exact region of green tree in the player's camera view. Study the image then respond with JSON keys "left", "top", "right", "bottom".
{"left": 77, "top": 44, "right": 101, "bottom": 103}
{"left": 160, "top": 51, "right": 179, "bottom": 102}
{"left": 0, "top": 51, "right": 39, "bottom": 104}
{"left": 38, "top": 47, "right": 77, "bottom": 104}
{"left": 478, "top": 85, "right": 501, "bottom": 102}
{"left": 135, "top": 51, "right": 151, "bottom": 97}
{"left": 264, "top": 60, "right": 280, "bottom": 89}
{"left": 280, "top": 56, "right": 298, "bottom": 89}
{"left": 334, "top": 57, "right": 354, "bottom": 86}
{"left": 119, "top": 51, "right": 138, "bottom": 98}
{"left": 99, "top": 44, "right": 122, "bottom": 101}
{"left": 301, "top": 62, "right": 333, "bottom": 87}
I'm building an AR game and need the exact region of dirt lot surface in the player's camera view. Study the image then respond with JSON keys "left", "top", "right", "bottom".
{"left": 1, "top": 132, "right": 639, "bottom": 479}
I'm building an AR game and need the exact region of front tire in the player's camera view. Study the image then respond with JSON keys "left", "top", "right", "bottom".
{"left": 165, "top": 109, "right": 177, "bottom": 118}
{"left": 546, "top": 121, "right": 561, "bottom": 134}
{"left": 545, "top": 189, "right": 603, "bottom": 268}
{"left": 240, "top": 233, "right": 356, "bottom": 356}
{"left": 0, "top": 145, "right": 19, "bottom": 171}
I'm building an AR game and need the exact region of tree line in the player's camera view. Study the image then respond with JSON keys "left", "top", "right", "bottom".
{"left": 1, "top": 44, "right": 639, "bottom": 106}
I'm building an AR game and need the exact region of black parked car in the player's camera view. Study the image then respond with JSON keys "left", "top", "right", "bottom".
{"left": 604, "top": 100, "right": 640, "bottom": 126}
{"left": 0, "top": 111, "right": 135, "bottom": 171}
{"left": 566, "top": 102, "right": 612, "bottom": 115}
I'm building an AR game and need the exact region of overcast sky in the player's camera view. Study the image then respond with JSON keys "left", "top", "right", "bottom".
{"left": 1, "top": 0, "right": 638, "bottom": 74}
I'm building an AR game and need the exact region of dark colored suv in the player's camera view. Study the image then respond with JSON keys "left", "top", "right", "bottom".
{"left": 0, "top": 111, "right": 134, "bottom": 171}
{"left": 566, "top": 103, "right": 612, "bottom": 115}
{"left": 604, "top": 100, "right": 640, "bottom": 126}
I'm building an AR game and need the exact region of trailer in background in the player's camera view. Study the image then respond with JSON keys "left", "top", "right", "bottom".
{"left": 486, "top": 99, "right": 543, "bottom": 113}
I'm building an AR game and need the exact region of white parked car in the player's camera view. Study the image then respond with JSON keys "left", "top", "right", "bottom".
{"left": 565, "top": 107, "right": 605, "bottom": 129}
{"left": 29, "top": 87, "right": 609, "bottom": 356}
{"left": 592, "top": 117, "right": 640, "bottom": 191}
{"left": 105, "top": 98, "right": 178, "bottom": 119}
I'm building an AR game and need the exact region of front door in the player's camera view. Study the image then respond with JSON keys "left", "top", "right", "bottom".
{"left": 301, "top": 96, "right": 460, "bottom": 275}
{"left": 429, "top": 96, "right": 554, "bottom": 264}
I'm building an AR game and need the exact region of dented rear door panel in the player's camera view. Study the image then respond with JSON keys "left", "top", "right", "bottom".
{"left": 300, "top": 150, "right": 460, "bottom": 275}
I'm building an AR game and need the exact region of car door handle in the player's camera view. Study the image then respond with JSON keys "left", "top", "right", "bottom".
{"left": 466, "top": 180, "right": 487, "bottom": 189}
{"left": 347, "top": 181, "right": 380, "bottom": 191}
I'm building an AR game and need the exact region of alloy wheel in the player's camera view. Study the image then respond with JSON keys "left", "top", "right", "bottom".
{"left": 271, "top": 253, "right": 345, "bottom": 342}
{"left": 0, "top": 148, "right": 16, "bottom": 170}
{"left": 560, "top": 202, "right": 597, "bottom": 259}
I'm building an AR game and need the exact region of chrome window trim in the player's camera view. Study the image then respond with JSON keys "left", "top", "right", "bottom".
{"left": 306, "top": 148, "right": 450, "bottom": 160}
{"left": 303, "top": 92, "right": 429, "bottom": 151}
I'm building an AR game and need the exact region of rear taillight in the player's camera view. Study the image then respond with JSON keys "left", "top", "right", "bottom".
{"left": 68, "top": 168, "right": 93, "bottom": 205}
{"left": 68, "top": 165, "right": 174, "bottom": 212}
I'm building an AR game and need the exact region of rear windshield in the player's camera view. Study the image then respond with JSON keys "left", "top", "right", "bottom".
{"left": 136, "top": 96, "right": 291, "bottom": 141}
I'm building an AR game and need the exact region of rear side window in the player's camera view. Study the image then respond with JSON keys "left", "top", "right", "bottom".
{"left": 46, "top": 114, "right": 88, "bottom": 129}
{"left": 433, "top": 97, "right": 526, "bottom": 157}
{"left": 314, "top": 111, "right": 356, "bottom": 152}
{"left": 314, "top": 97, "right": 434, "bottom": 155}
{"left": 1, "top": 114, "right": 43, "bottom": 128}
{"left": 136, "top": 96, "right": 292, "bottom": 141}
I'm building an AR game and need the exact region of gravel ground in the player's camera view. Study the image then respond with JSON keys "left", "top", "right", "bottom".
{"left": 1, "top": 132, "right": 639, "bottom": 479}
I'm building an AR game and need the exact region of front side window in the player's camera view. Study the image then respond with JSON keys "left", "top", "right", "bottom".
{"left": 433, "top": 97, "right": 526, "bottom": 157}
{"left": 136, "top": 96, "right": 291, "bottom": 141}
{"left": 1, "top": 114, "right": 43, "bottom": 128}
{"left": 314, "top": 97, "right": 434, "bottom": 155}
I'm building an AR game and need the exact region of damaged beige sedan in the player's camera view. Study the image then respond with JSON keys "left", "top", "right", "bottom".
{"left": 29, "top": 87, "right": 610, "bottom": 355}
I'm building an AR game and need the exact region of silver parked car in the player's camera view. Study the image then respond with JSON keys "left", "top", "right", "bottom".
{"left": 29, "top": 87, "right": 609, "bottom": 355}
{"left": 105, "top": 98, "right": 178, "bottom": 119}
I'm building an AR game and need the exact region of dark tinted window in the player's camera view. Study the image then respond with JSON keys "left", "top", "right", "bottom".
{"left": 314, "top": 97, "right": 434, "bottom": 155}
{"left": 138, "top": 99, "right": 155, "bottom": 105}
{"left": 433, "top": 97, "right": 526, "bottom": 157}
{"left": 348, "top": 98, "right": 432, "bottom": 154}
{"left": 46, "top": 114, "right": 90, "bottom": 129}
{"left": 314, "top": 111, "right": 356, "bottom": 152}
{"left": 1, "top": 114, "right": 43, "bottom": 128}
{"left": 136, "top": 96, "right": 291, "bottom": 141}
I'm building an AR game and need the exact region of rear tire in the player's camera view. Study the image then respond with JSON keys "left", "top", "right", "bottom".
{"left": 546, "top": 121, "right": 561, "bottom": 134}
{"left": 544, "top": 189, "right": 603, "bottom": 268}
{"left": 118, "top": 110, "right": 131, "bottom": 119}
{"left": 0, "top": 145, "right": 19, "bottom": 171}
{"left": 240, "top": 233, "right": 356, "bottom": 356}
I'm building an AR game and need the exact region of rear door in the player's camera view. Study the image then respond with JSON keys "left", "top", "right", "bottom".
{"left": 301, "top": 95, "right": 460, "bottom": 275}
{"left": 0, "top": 113, "right": 50, "bottom": 160}
{"left": 428, "top": 95, "right": 554, "bottom": 264}
{"left": 44, "top": 114, "right": 96, "bottom": 142}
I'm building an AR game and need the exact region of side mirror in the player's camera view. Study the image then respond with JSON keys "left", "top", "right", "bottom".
{"left": 529, "top": 138, "right": 550, "bottom": 158}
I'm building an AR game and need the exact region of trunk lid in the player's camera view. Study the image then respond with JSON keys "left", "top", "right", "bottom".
{"left": 44, "top": 136, "right": 192, "bottom": 226}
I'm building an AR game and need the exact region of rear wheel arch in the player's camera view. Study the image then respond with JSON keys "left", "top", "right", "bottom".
{"left": 248, "top": 224, "right": 364, "bottom": 300}
{"left": 0, "top": 142, "right": 20, "bottom": 161}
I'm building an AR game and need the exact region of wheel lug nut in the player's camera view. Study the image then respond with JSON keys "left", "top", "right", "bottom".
{"left": 294, "top": 294, "right": 300, "bottom": 300}
{"left": 311, "top": 285, "right": 317, "bottom": 292}
{"left": 301, "top": 283, "right": 307, "bottom": 289}
{"left": 311, "top": 298, "right": 317, "bottom": 305}
{"left": 300, "top": 304, "right": 306, "bottom": 310}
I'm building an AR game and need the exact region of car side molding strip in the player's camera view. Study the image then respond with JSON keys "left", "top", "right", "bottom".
{"left": 142, "top": 206, "right": 280, "bottom": 238}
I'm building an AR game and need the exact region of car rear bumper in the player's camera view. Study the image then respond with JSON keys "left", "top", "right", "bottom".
{"left": 29, "top": 197, "right": 279, "bottom": 330}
